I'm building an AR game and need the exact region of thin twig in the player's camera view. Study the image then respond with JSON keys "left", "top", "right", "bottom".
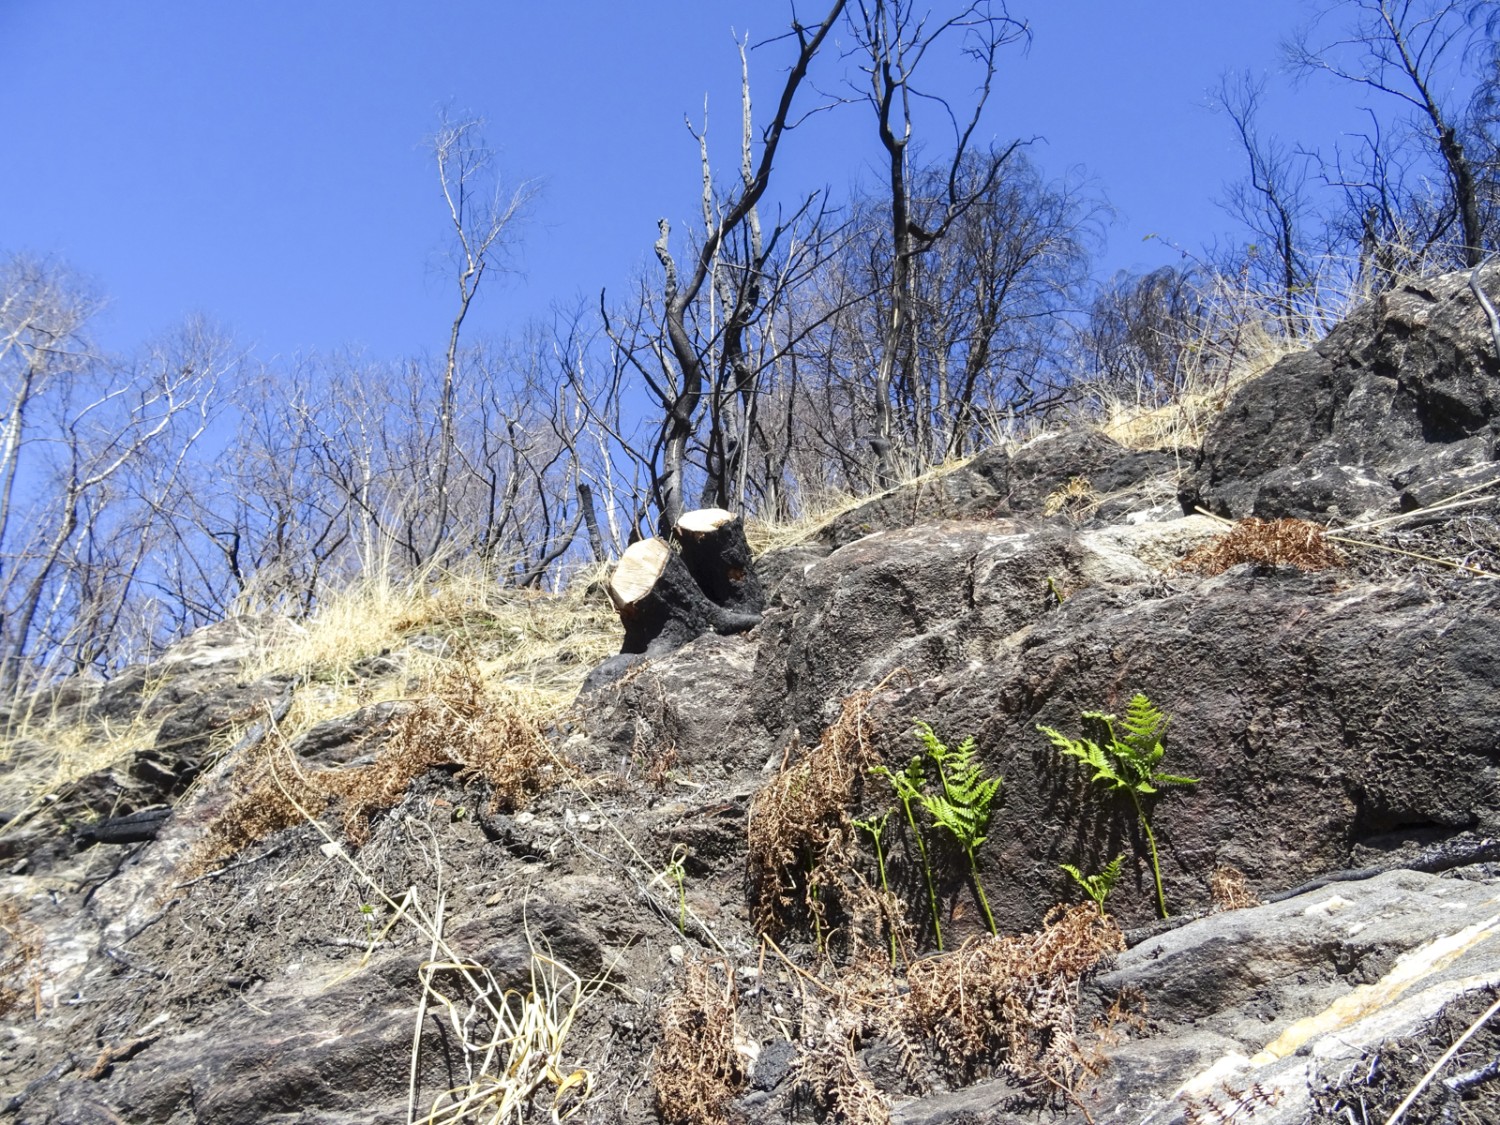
{"left": 1384, "top": 991, "right": 1500, "bottom": 1125}
{"left": 1469, "top": 254, "right": 1500, "bottom": 360}
{"left": 1324, "top": 534, "right": 1500, "bottom": 579}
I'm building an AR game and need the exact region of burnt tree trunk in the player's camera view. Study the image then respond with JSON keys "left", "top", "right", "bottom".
{"left": 675, "top": 507, "right": 763, "bottom": 616}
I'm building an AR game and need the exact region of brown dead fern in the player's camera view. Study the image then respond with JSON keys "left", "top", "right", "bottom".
{"left": 185, "top": 650, "right": 556, "bottom": 872}
{"left": 905, "top": 903, "right": 1125, "bottom": 1108}
{"left": 654, "top": 959, "right": 749, "bottom": 1125}
{"left": 1178, "top": 517, "right": 1346, "bottom": 576}
{"left": 746, "top": 682, "right": 888, "bottom": 948}
{"left": 790, "top": 958, "right": 924, "bottom": 1125}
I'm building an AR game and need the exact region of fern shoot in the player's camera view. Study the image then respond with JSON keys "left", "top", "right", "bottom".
{"left": 871, "top": 756, "right": 944, "bottom": 950}
{"left": 1039, "top": 693, "right": 1198, "bottom": 919}
{"left": 852, "top": 809, "right": 898, "bottom": 964}
{"left": 913, "top": 721, "right": 1002, "bottom": 936}
{"left": 1060, "top": 854, "right": 1125, "bottom": 913}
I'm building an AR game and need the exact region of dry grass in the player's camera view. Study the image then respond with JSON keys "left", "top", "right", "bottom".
{"left": 246, "top": 561, "right": 616, "bottom": 724}
{"left": 417, "top": 947, "right": 597, "bottom": 1125}
{"left": 905, "top": 903, "right": 1125, "bottom": 1106}
{"left": 744, "top": 457, "right": 984, "bottom": 557}
{"left": 0, "top": 683, "right": 167, "bottom": 822}
{"left": 1177, "top": 517, "right": 1347, "bottom": 576}
{"left": 1209, "top": 865, "right": 1259, "bottom": 912}
{"left": 1043, "top": 476, "right": 1101, "bottom": 518}
{"left": 185, "top": 649, "right": 559, "bottom": 873}
{"left": 0, "top": 898, "right": 44, "bottom": 1019}
{"left": 654, "top": 958, "right": 750, "bottom": 1125}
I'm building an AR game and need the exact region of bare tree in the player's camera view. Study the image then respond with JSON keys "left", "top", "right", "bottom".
{"left": 428, "top": 115, "right": 536, "bottom": 560}
{"left": 607, "top": 2, "right": 847, "bottom": 532}
{"left": 1289, "top": 0, "right": 1493, "bottom": 267}
{"left": 1214, "top": 73, "right": 1329, "bottom": 335}
{"left": 847, "top": 0, "right": 1029, "bottom": 481}
{"left": 0, "top": 283, "right": 222, "bottom": 693}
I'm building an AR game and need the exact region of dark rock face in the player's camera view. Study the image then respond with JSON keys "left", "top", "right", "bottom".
{"left": 1183, "top": 263, "right": 1500, "bottom": 521}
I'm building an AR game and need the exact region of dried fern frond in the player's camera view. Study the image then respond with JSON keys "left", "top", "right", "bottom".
{"left": 1177, "top": 516, "right": 1346, "bottom": 576}
{"left": 746, "top": 683, "right": 883, "bottom": 942}
{"left": 654, "top": 959, "right": 748, "bottom": 1125}
{"left": 905, "top": 903, "right": 1124, "bottom": 1105}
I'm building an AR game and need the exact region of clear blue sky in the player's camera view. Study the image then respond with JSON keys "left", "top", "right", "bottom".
{"left": 2, "top": 2, "right": 1390, "bottom": 361}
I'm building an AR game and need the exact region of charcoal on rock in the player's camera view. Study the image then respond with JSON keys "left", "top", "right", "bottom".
{"left": 608, "top": 509, "right": 764, "bottom": 658}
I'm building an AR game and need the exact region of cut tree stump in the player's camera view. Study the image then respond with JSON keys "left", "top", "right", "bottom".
{"left": 604, "top": 510, "right": 765, "bottom": 659}
{"left": 675, "top": 508, "right": 764, "bottom": 616}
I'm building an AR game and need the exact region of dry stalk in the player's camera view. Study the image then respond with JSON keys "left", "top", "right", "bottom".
{"left": 253, "top": 751, "right": 601, "bottom": 1125}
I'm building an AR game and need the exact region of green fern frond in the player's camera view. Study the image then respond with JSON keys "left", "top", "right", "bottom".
{"left": 911, "top": 721, "right": 1003, "bottom": 935}
{"left": 1121, "top": 693, "right": 1168, "bottom": 751}
{"left": 1039, "top": 692, "right": 1198, "bottom": 919}
{"left": 1061, "top": 854, "right": 1126, "bottom": 911}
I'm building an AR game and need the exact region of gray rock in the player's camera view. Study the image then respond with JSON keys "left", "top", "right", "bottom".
{"left": 1184, "top": 262, "right": 1500, "bottom": 522}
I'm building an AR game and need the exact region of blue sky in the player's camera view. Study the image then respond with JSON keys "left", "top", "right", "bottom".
{"left": 1, "top": 2, "right": 1396, "bottom": 361}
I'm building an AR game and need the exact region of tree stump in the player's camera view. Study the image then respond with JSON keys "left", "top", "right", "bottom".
{"left": 604, "top": 510, "right": 765, "bottom": 659}
{"left": 675, "top": 507, "right": 764, "bottom": 616}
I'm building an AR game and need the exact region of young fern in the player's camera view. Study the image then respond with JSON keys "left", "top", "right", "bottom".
{"left": 913, "top": 721, "right": 1002, "bottom": 936}
{"left": 1039, "top": 693, "right": 1198, "bottom": 919}
{"left": 851, "top": 809, "right": 898, "bottom": 964}
{"left": 1060, "top": 854, "right": 1125, "bottom": 914}
{"left": 871, "top": 756, "right": 944, "bottom": 950}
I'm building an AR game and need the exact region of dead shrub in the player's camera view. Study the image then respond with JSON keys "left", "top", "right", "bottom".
{"left": 1177, "top": 517, "right": 1346, "bottom": 576}
{"left": 654, "top": 959, "right": 749, "bottom": 1125}
{"left": 905, "top": 903, "right": 1125, "bottom": 1106}
{"left": 0, "top": 898, "right": 44, "bottom": 1018}
{"left": 746, "top": 683, "right": 886, "bottom": 947}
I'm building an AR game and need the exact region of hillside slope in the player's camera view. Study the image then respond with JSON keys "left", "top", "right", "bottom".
{"left": 3, "top": 264, "right": 1500, "bottom": 1125}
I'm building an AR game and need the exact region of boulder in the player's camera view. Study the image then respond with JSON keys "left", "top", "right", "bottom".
{"left": 1183, "top": 262, "right": 1500, "bottom": 522}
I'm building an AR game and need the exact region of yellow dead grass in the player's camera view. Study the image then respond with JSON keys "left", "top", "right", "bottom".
{"left": 0, "top": 686, "right": 167, "bottom": 821}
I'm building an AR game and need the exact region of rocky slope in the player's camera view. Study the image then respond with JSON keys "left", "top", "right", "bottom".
{"left": 2, "top": 263, "right": 1499, "bottom": 1125}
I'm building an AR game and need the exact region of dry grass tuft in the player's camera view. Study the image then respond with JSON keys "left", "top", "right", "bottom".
{"left": 0, "top": 898, "right": 44, "bottom": 1019}
{"left": 245, "top": 562, "right": 616, "bottom": 734}
{"left": 1209, "top": 865, "right": 1259, "bottom": 912}
{"left": 186, "top": 649, "right": 559, "bottom": 872}
{"left": 744, "top": 457, "right": 984, "bottom": 556}
{"left": 1043, "top": 476, "right": 1100, "bottom": 518}
{"left": 1089, "top": 286, "right": 1311, "bottom": 454}
{"left": 0, "top": 691, "right": 166, "bottom": 823}
{"left": 332, "top": 653, "right": 557, "bottom": 846}
{"left": 1177, "top": 517, "right": 1346, "bottom": 576}
{"left": 905, "top": 903, "right": 1125, "bottom": 1105}
{"left": 746, "top": 683, "right": 889, "bottom": 947}
{"left": 654, "top": 958, "right": 750, "bottom": 1125}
